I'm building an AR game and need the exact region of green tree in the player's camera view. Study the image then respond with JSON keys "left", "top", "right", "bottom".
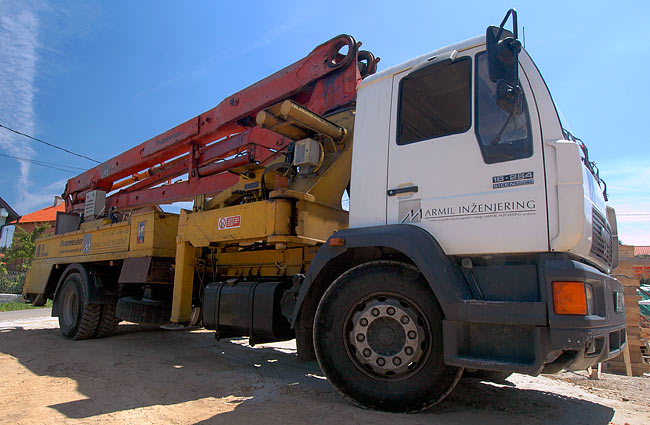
{"left": 5, "top": 224, "right": 50, "bottom": 272}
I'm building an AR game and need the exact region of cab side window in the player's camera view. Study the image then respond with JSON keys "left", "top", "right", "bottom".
{"left": 397, "top": 57, "right": 471, "bottom": 145}
{"left": 475, "top": 52, "right": 533, "bottom": 163}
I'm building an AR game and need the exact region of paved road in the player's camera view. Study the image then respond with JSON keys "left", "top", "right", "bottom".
{"left": 0, "top": 307, "right": 52, "bottom": 322}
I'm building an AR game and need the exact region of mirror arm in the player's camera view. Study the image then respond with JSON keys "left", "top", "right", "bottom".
{"left": 499, "top": 9, "right": 518, "bottom": 39}
{"left": 497, "top": 9, "right": 520, "bottom": 84}
{"left": 486, "top": 9, "right": 522, "bottom": 85}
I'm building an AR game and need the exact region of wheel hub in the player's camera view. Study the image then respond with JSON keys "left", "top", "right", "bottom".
{"left": 347, "top": 296, "right": 428, "bottom": 379}
{"left": 367, "top": 317, "right": 405, "bottom": 355}
{"left": 61, "top": 286, "right": 79, "bottom": 328}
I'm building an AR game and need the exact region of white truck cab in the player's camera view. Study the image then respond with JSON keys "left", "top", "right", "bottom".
{"left": 302, "top": 11, "right": 626, "bottom": 393}
{"left": 351, "top": 36, "right": 615, "bottom": 273}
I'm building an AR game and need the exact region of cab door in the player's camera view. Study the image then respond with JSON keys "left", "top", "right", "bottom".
{"left": 386, "top": 49, "right": 548, "bottom": 255}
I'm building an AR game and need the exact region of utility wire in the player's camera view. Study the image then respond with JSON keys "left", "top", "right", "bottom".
{"left": 0, "top": 152, "right": 85, "bottom": 173}
{"left": 0, "top": 123, "right": 101, "bottom": 164}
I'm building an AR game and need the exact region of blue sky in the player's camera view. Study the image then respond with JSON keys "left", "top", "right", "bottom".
{"left": 0, "top": 0, "right": 649, "bottom": 245}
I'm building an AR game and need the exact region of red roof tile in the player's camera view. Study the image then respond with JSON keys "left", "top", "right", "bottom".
{"left": 14, "top": 203, "right": 65, "bottom": 224}
{"left": 635, "top": 246, "right": 650, "bottom": 256}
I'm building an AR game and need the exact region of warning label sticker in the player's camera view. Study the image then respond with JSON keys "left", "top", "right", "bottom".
{"left": 217, "top": 215, "right": 241, "bottom": 230}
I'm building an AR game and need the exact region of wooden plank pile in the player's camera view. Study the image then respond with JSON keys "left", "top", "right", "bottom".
{"left": 605, "top": 276, "right": 650, "bottom": 376}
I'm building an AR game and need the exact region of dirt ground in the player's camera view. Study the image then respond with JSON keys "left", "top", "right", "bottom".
{"left": 1, "top": 308, "right": 648, "bottom": 425}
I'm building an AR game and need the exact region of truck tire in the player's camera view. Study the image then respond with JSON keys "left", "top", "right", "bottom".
{"left": 57, "top": 272, "right": 101, "bottom": 340}
{"left": 95, "top": 303, "right": 121, "bottom": 338}
{"left": 462, "top": 369, "right": 512, "bottom": 382}
{"left": 313, "top": 261, "right": 462, "bottom": 412}
{"left": 116, "top": 296, "right": 171, "bottom": 324}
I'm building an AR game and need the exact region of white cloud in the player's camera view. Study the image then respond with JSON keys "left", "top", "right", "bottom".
{"left": 0, "top": 2, "right": 84, "bottom": 214}
{"left": 0, "top": 1, "right": 39, "bottom": 213}
{"left": 17, "top": 178, "right": 67, "bottom": 214}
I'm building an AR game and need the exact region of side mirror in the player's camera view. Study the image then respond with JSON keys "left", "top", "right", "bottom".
{"left": 486, "top": 9, "right": 522, "bottom": 86}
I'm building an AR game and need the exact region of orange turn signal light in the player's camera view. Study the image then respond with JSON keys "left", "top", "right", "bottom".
{"left": 328, "top": 237, "right": 345, "bottom": 247}
{"left": 552, "top": 281, "right": 587, "bottom": 315}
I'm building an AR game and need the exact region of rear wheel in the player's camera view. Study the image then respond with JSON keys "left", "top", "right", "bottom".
{"left": 313, "top": 261, "right": 462, "bottom": 412}
{"left": 95, "top": 303, "right": 121, "bottom": 338}
{"left": 57, "top": 272, "right": 101, "bottom": 340}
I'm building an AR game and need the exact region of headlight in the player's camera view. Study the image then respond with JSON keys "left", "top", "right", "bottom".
{"left": 552, "top": 281, "right": 588, "bottom": 315}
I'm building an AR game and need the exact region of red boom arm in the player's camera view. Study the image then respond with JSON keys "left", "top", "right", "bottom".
{"left": 64, "top": 34, "right": 378, "bottom": 213}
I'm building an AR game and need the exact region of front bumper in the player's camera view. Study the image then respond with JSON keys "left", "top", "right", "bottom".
{"left": 443, "top": 256, "right": 626, "bottom": 375}
{"left": 544, "top": 259, "right": 626, "bottom": 372}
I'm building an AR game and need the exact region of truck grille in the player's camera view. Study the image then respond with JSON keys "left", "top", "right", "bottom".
{"left": 590, "top": 208, "right": 613, "bottom": 268}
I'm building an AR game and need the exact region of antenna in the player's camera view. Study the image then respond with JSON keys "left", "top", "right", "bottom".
{"left": 523, "top": 26, "right": 526, "bottom": 48}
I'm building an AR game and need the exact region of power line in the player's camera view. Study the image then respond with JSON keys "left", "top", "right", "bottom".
{"left": 0, "top": 152, "right": 85, "bottom": 173}
{"left": 0, "top": 152, "right": 86, "bottom": 170}
{"left": 0, "top": 123, "right": 101, "bottom": 164}
{"left": 618, "top": 213, "right": 650, "bottom": 216}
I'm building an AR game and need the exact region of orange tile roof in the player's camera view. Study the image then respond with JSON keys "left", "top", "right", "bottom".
{"left": 635, "top": 246, "right": 650, "bottom": 256}
{"left": 15, "top": 203, "right": 65, "bottom": 224}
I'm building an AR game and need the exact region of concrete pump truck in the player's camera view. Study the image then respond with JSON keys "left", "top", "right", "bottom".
{"left": 24, "top": 9, "right": 626, "bottom": 412}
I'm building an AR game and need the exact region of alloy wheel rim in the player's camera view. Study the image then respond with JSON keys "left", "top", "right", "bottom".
{"left": 345, "top": 293, "right": 430, "bottom": 381}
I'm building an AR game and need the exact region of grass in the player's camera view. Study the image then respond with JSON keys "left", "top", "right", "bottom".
{"left": 0, "top": 299, "right": 52, "bottom": 312}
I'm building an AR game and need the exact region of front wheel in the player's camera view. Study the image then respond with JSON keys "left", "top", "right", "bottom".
{"left": 313, "top": 261, "right": 462, "bottom": 412}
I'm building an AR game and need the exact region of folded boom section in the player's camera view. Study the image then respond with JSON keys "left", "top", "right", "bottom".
{"left": 64, "top": 34, "right": 378, "bottom": 213}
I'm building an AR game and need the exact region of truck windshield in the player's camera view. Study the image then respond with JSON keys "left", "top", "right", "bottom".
{"left": 475, "top": 51, "right": 533, "bottom": 164}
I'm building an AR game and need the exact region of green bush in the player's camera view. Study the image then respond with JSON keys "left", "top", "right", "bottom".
{"left": 5, "top": 224, "right": 49, "bottom": 273}
{"left": 0, "top": 224, "right": 48, "bottom": 295}
{"left": 0, "top": 272, "right": 26, "bottom": 294}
